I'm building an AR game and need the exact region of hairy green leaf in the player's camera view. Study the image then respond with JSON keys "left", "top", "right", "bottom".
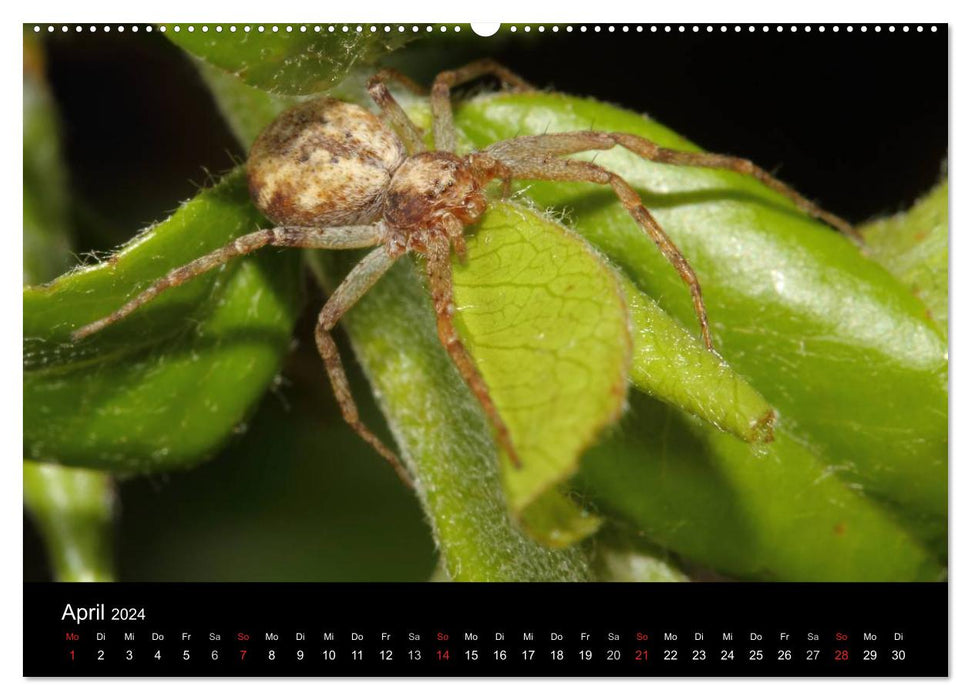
{"left": 579, "top": 392, "right": 943, "bottom": 581}
{"left": 622, "top": 278, "right": 774, "bottom": 443}
{"left": 310, "top": 248, "right": 592, "bottom": 580}
{"left": 191, "top": 64, "right": 776, "bottom": 565}
{"left": 455, "top": 93, "right": 947, "bottom": 545}
{"left": 861, "top": 180, "right": 948, "bottom": 337}
{"left": 24, "top": 170, "right": 302, "bottom": 472}
{"left": 451, "top": 203, "right": 629, "bottom": 545}
{"left": 28, "top": 41, "right": 944, "bottom": 582}
{"left": 168, "top": 25, "right": 408, "bottom": 96}
{"left": 590, "top": 531, "right": 689, "bottom": 582}
{"left": 184, "top": 63, "right": 944, "bottom": 574}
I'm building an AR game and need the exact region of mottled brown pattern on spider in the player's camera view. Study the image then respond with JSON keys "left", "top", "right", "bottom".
{"left": 72, "top": 58, "right": 858, "bottom": 488}
{"left": 384, "top": 153, "right": 490, "bottom": 238}
{"left": 248, "top": 98, "right": 406, "bottom": 227}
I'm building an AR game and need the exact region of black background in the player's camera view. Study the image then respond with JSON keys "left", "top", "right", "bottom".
{"left": 25, "top": 582, "right": 948, "bottom": 677}
{"left": 38, "top": 23, "right": 948, "bottom": 244}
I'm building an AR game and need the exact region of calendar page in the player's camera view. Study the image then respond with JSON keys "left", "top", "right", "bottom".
{"left": 22, "top": 19, "right": 948, "bottom": 678}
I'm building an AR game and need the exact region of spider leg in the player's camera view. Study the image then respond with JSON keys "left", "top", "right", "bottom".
{"left": 430, "top": 59, "right": 533, "bottom": 152}
{"left": 368, "top": 67, "right": 428, "bottom": 96}
{"left": 424, "top": 237, "right": 522, "bottom": 468}
{"left": 367, "top": 69, "right": 427, "bottom": 155}
{"left": 71, "top": 224, "right": 386, "bottom": 341}
{"left": 315, "top": 246, "right": 413, "bottom": 486}
{"left": 492, "top": 154, "right": 715, "bottom": 350}
{"left": 485, "top": 131, "right": 860, "bottom": 241}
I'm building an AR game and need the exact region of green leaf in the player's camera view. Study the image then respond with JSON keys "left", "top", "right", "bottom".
{"left": 24, "top": 35, "right": 119, "bottom": 584}
{"left": 23, "top": 32, "right": 72, "bottom": 284}
{"left": 623, "top": 277, "right": 774, "bottom": 443}
{"left": 455, "top": 93, "right": 947, "bottom": 544}
{"left": 310, "top": 248, "right": 592, "bottom": 581}
{"left": 114, "top": 376, "right": 436, "bottom": 582}
{"left": 579, "top": 392, "right": 943, "bottom": 581}
{"left": 167, "top": 25, "right": 409, "bottom": 96}
{"left": 24, "top": 170, "right": 303, "bottom": 472}
{"left": 449, "top": 203, "right": 774, "bottom": 545}
{"left": 31, "top": 42, "right": 942, "bottom": 582}
{"left": 186, "top": 66, "right": 923, "bottom": 582}
{"left": 194, "top": 65, "right": 642, "bottom": 553}
{"left": 590, "top": 531, "right": 689, "bottom": 582}
{"left": 24, "top": 461, "right": 116, "bottom": 582}
{"left": 450, "top": 203, "right": 629, "bottom": 545}
{"left": 361, "top": 87, "right": 777, "bottom": 446}
{"left": 861, "top": 180, "right": 948, "bottom": 337}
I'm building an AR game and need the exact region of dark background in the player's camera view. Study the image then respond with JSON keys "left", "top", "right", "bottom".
{"left": 39, "top": 23, "right": 948, "bottom": 241}
{"left": 25, "top": 24, "right": 948, "bottom": 581}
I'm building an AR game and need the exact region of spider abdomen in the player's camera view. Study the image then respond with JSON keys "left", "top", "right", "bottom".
{"left": 247, "top": 97, "right": 406, "bottom": 227}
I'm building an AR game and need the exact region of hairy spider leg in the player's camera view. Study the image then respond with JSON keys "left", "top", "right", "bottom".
{"left": 424, "top": 234, "right": 522, "bottom": 469}
{"left": 487, "top": 153, "right": 715, "bottom": 350}
{"left": 430, "top": 59, "right": 533, "bottom": 152}
{"left": 71, "top": 225, "right": 386, "bottom": 341}
{"left": 486, "top": 131, "right": 860, "bottom": 241}
{"left": 367, "top": 69, "right": 427, "bottom": 155}
{"left": 368, "top": 67, "right": 429, "bottom": 97}
{"left": 314, "top": 245, "right": 414, "bottom": 487}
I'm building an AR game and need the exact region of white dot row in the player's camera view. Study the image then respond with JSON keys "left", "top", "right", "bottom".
{"left": 31, "top": 24, "right": 940, "bottom": 34}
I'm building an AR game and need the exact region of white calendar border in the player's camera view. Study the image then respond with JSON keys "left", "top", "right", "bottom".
{"left": 3, "top": 0, "right": 965, "bottom": 697}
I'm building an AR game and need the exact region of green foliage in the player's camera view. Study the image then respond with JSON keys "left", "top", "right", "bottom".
{"left": 580, "top": 393, "right": 941, "bottom": 581}
{"left": 168, "top": 25, "right": 409, "bottom": 96}
{"left": 310, "top": 250, "right": 592, "bottom": 580}
{"left": 22, "top": 32, "right": 947, "bottom": 582}
{"left": 23, "top": 35, "right": 119, "bottom": 583}
{"left": 451, "top": 203, "right": 629, "bottom": 545}
{"left": 861, "top": 180, "right": 948, "bottom": 336}
{"left": 24, "top": 171, "right": 303, "bottom": 472}
{"left": 115, "top": 390, "right": 436, "bottom": 582}
{"left": 23, "top": 462, "right": 116, "bottom": 582}
{"left": 590, "top": 534, "right": 689, "bottom": 583}
{"left": 455, "top": 94, "right": 947, "bottom": 553}
{"left": 622, "top": 277, "right": 774, "bottom": 443}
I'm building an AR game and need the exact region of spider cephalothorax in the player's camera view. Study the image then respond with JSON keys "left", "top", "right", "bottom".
{"left": 383, "top": 152, "right": 493, "bottom": 240}
{"left": 73, "top": 60, "right": 857, "bottom": 486}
